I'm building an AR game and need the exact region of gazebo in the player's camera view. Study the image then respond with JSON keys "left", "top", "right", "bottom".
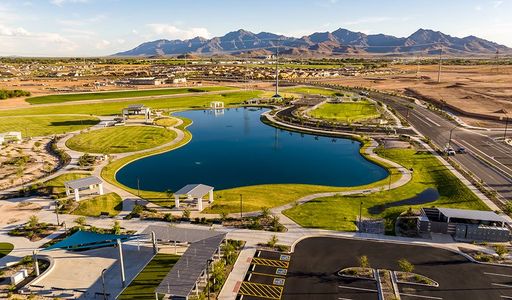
{"left": 122, "top": 104, "right": 151, "bottom": 122}
{"left": 210, "top": 101, "right": 224, "bottom": 109}
{"left": 174, "top": 184, "right": 214, "bottom": 211}
{"left": 64, "top": 176, "right": 104, "bottom": 201}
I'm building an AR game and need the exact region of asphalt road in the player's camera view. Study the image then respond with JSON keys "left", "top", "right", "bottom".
{"left": 284, "top": 237, "right": 512, "bottom": 300}
{"left": 367, "top": 91, "right": 512, "bottom": 202}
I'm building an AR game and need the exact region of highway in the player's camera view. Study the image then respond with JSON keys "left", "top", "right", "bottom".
{"left": 368, "top": 91, "right": 512, "bottom": 202}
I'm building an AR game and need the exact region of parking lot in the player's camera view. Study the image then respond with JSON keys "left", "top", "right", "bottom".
{"left": 283, "top": 237, "right": 512, "bottom": 300}
{"left": 237, "top": 250, "right": 291, "bottom": 300}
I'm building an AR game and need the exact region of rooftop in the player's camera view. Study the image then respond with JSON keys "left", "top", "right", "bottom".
{"left": 174, "top": 184, "right": 214, "bottom": 198}
{"left": 438, "top": 208, "right": 507, "bottom": 223}
{"left": 155, "top": 233, "right": 226, "bottom": 298}
{"left": 142, "top": 225, "right": 224, "bottom": 243}
{"left": 64, "top": 176, "right": 102, "bottom": 190}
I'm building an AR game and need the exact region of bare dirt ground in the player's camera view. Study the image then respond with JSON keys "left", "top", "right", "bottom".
{"left": 0, "top": 138, "right": 59, "bottom": 190}
{"left": 319, "top": 64, "right": 512, "bottom": 127}
{"left": 0, "top": 201, "right": 42, "bottom": 226}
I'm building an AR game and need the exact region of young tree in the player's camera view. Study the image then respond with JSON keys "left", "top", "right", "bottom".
{"left": 261, "top": 207, "right": 270, "bottom": 219}
{"left": 28, "top": 215, "right": 39, "bottom": 228}
{"left": 358, "top": 255, "right": 370, "bottom": 269}
{"left": 74, "top": 216, "right": 87, "bottom": 228}
{"left": 112, "top": 220, "right": 121, "bottom": 234}
{"left": 398, "top": 258, "right": 414, "bottom": 274}
{"left": 182, "top": 209, "right": 191, "bottom": 220}
{"left": 211, "top": 260, "right": 227, "bottom": 291}
{"left": 219, "top": 211, "right": 228, "bottom": 222}
{"left": 495, "top": 244, "right": 509, "bottom": 259}
{"left": 267, "top": 235, "right": 278, "bottom": 248}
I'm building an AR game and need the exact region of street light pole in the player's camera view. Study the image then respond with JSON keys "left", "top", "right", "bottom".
{"left": 55, "top": 201, "right": 60, "bottom": 226}
{"left": 448, "top": 126, "right": 457, "bottom": 147}
{"left": 504, "top": 116, "right": 509, "bottom": 139}
{"left": 358, "top": 201, "right": 363, "bottom": 233}
{"left": 206, "top": 259, "right": 212, "bottom": 300}
{"left": 101, "top": 268, "right": 108, "bottom": 300}
{"left": 240, "top": 194, "right": 243, "bottom": 222}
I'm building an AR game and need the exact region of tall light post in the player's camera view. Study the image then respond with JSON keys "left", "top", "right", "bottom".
{"left": 101, "top": 268, "right": 108, "bottom": 300}
{"left": 503, "top": 115, "right": 509, "bottom": 139}
{"left": 206, "top": 258, "right": 213, "bottom": 300}
{"left": 55, "top": 200, "right": 60, "bottom": 226}
{"left": 239, "top": 194, "right": 243, "bottom": 222}
{"left": 273, "top": 43, "right": 281, "bottom": 98}
{"left": 448, "top": 126, "right": 457, "bottom": 148}
{"left": 358, "top": 201, "right": 363, "bottom": 233}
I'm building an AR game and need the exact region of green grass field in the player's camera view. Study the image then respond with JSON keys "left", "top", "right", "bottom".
{"left": 282, "top": 86, "right": 341, "bottom": 96}
{"left": 0, "top": 242, "right": 14, "bottom": 258}
{"left": 308, "top": 101, "right": 381, "bottom": 123}
{"left": 0, "top": 91, "right": 262, "bottom": 117}
{"left": 0, "top": 115, "right": 99, "bottom": 137}
{"left": 66, "top": 126, "right": 176, "bottom": 154}
{"left": 43, "top": 173, "right": 91, "bottom": 197}
{"left": 118, "top": 254, "right": 180, "bottom": 300}
{"left": 26, "top": 86, "right": 234, "bottom": 104}
{"left": 72, "top": 192, "right": 123, "bottom": 217}
{"left": 284, "top": 148, "right": 488, "bottom": 232}
{"left": 154, "top": 117, "right": 179, "bottom": 127}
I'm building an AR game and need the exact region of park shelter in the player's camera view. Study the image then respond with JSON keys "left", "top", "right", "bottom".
{"left": 64, "top": 176, "right": 104, "bottom": 201}
{"left": 174, "top": 184, "right": 213, "bottom": 211}
{"left": 209, "top": 101, "right": 224, "bottom": 109}
{"left": 122, "top": 104, "right": 151, "bottom": 122}
{"left": 155, "top": 233, "right": 226, "bottom": 299}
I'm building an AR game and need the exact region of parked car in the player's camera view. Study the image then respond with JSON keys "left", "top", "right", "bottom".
{"left": 457, "top": 147, "right": 467, "bottom": 154}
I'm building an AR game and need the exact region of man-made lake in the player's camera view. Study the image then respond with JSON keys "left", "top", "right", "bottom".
{"left": 116, "top": 107, "right": 388, "bottom": 191}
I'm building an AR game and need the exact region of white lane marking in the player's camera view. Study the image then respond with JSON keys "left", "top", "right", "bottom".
{"left": 501, "top": 296, "right": 512, "bottom": 299}
{"left": 338, "top": 285, "right": 377, "bottom": 293}
{"left": 456, "top": 139, "right": 512, "bottom": 177}
{"left": 485, "top": 272, "right": 512, "bottom": 278}
{"left": 411, "top": 113, "right": 437, "bottom": 128}
{"left": 493, "top": 283, "right": 512, "bottom": 288}
{"left": 400, "top": 293, "right": 443, "bottom": 299}
{"left": 338, "top": 297, "right": 353, "bottom": 300}
{"left": 484, "top": 141, "right": 512, "bottom": 159}
{"left": 424, "top": 116, "right": 441, "bottom": 127}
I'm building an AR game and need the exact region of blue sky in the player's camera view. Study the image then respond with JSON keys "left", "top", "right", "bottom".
{"left": 0, "top": 0, "right": 511, "bottom": 56}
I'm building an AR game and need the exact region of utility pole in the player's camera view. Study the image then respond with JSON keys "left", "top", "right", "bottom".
{"left": 55, "top": 201, "right": 60, "bottom": 226}
{"left": 448, "top": 126, "right": 457, "bottom": 147}
{"left": 273, "top": 42, "right": 280, "bottom": 98}
{"left": 358, "top": 201, "right": 363, "bottom": 233}
{"left": 437, "top": 44, "right": 443, "bottom": 83}
{"left": 101, "top": 268, "right": 108, "bottom": 300}
{"left": 495, "top": 49, "right": 500, "bottom": 73}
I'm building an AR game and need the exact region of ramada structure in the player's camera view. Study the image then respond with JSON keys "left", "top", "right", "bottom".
{"left": 64, "top": 176, "right": 104, "bottom": 201}
{"left": 122, "top": 104, "right": 152, "bottom": 123}
{"left": 174, "top": 184, "right": 214, "bottom": 211}
{"left": 143, "top": 225, "right": 227, "bottom": 300}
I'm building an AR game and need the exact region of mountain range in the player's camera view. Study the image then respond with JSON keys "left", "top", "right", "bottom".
{"left": 114, "top": 28, "right": 511, "bottom": 57}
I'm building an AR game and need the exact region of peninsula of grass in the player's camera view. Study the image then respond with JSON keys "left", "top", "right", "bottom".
{"left": 0, "top": 242, "right": 14, "bottom": 258}
{"left": 101, "top": 117, "right": 193, "bottom": 206}
{"left": 0, "top": 91, "right": 262, "bottom": 117}
{"left": 66, "top": 126, "right": 176, "bottom": 154}
{"left": 72, "top": 193, "right": 122, "bottom": 217}
{"left": 308, "top": 101, "right": 381, "bottom": 123}
{"left": 26, "top": 86, "right": 234, "bottom": 104}
{"left": 0, "top": 115, "right": 99, "bottom": 137}
{"left": 118, "top": 253, "right": 180, "bottom": 300}
{"left": 284, "top": 148, "right": 488, "bottom": 232}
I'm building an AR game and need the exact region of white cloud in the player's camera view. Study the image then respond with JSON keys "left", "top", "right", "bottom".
{"left": 95, "top": 39, "right": 111, "bottom": 49}
{"left": 51, "top": 0, "right": 89, "bottom": 6}
{"left": 146, "top": 24, "right": 211, "bottom": 40}
{"left": 0, "top": 24, "right": 30, "bottom": 36}
{"left": 493, "top": 1, "right": 504, "bottom": 8}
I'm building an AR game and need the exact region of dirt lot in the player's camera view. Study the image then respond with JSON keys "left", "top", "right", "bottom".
{"left": 320, "top": 64, "right": 512, "bottom": 127}
{"left": 0, "top": 138, "right": 59, "bottom": 190}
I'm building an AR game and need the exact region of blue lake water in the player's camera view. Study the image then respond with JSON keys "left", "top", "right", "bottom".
{"left": 116, "top": 107, "right": 388, "bottom": 191}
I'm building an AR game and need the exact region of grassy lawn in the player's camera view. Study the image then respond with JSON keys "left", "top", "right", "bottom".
{"left": 26, "top": 86, "right": 234, "bottom": 104}
{"left": 0, "top": 91, "right": 262, "bottom": 117}
{"left": 282, "top": 86, "right": 341, "bottom": 96}
{"left": 154, "top": 117, "right": 179, "bottom": 127}
{"left": 118, "top": 253, "right": 180, "bottom": 300}
{"left": 43, "top": 173, "right": 91, "bottom": 197}
{"left": 66, "top": 126, "right": 176, "bottom": 154}
{"left": 72, "top": 192, "right": 123, "bottom": 217}
{"left": 0, "top": 115, "right": 99, "bottom": 137}
{"left": 0, "top": 242, "right": 14, "bottom": 258}
{"left": 308, "top": 101, "right": 381, "bottom": 123}
{"left": 101, "top": 117, "right": 193, "bottom": 206}
{"left": 284, "top": 148, "right": 488, "bottom": 232}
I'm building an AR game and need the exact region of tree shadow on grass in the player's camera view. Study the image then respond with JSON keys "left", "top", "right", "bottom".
{"left": 50, "top": 120, "right": 99, "bottom": 126}
{"left": 368, "top": 188, "right": 439, "bottom": 215}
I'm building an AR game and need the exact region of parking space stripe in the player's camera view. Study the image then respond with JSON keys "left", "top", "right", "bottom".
{"left": 400, "top": 293, "right": 442, "bottom": 299}
{"left": 252, "top": 257, "right": 289, "bottom": 268}
{"left": 485, "top": 272, "right": 512, "bottom": 278}
{"left": 250, "top": 271, "right": 286, "bottom": 279}
{"left": 338, "top": 285, "right": 377, "bottom": 292}
{"left": 238, "top": 281, "right": 283, "bottom": 300}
